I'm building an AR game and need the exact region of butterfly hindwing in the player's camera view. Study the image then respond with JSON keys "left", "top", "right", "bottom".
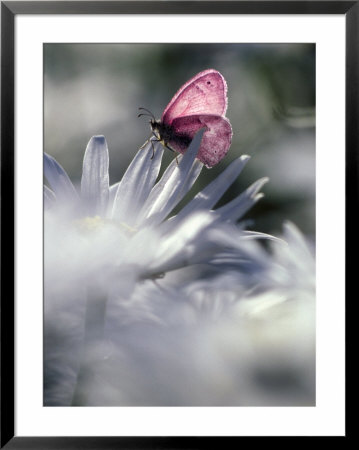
{"left": 169, "top": 114, "right": 233, "bottom": 168}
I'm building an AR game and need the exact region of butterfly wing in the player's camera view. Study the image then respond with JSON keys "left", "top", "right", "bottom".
{"left": 169, "top": 114, "right": 233, "bottom": 168}
{"left": 161, "top": 69, "right": 228, "bottom": 125}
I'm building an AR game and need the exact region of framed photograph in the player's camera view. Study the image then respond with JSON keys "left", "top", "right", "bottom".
{"left": 1, "top": 1, "right": 353, "bottom": 447}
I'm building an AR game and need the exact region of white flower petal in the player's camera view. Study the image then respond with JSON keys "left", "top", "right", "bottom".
{"left": 81, "top": 136, "right": 110, "bottom": 216}
{"left": 107, "top": 182, "right": 121, "bottom": 214}
{"left": 112, "top": 140, "right": 164, "bottom": 225}
{"left": 273, "top": 222, "right": 315, "bottom": 288}
{"left": 149, "top": 211, "right": 219, "bottom": 273}
{"left": 282, "top": 221, "right": 314, "bottom": 262}
{"left": 241, "top": 230, "right": 283, "bottom": 242}
{"left": 44, "top": 185, "right": 56, "bottom": 209}
{"left": 132, "top": 157, "right": 179, "bottom": 225}
{"left": 139, "top": 130, "right": 205, "bottom": 226}
{"left": 169, "top": 155, "right": 250, "bottom": 226}
{"left": 215, "top": 177, "right": 269, "bottom": 222}
{"left": 44, "top": 153, "right": 78, "bottom": 202}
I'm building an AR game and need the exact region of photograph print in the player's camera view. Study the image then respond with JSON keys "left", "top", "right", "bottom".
{"left": 43, "top": 43, "right": 315, "bottom": 407}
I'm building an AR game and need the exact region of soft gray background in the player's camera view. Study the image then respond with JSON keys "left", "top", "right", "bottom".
{"left": 44, "top": 43, "right": 315, "bottom": 237}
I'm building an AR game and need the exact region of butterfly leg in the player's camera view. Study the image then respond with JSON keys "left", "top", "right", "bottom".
{"left": 150, "top": 137, "right": 164, "bottom": 159}
{"left": 140, "top": 136, "right": 158, "bottom": 159}
{"left": 139, "top": 138, "right": 150, "bottom": 150}
{"left": 164, "top": 143, "right": 174, "bottom": 153}
{"left": 150, "top": 140, "right": 156, "bottom": 159}
{"left": 162, "top": 143, "right": 178, "bottom": 164}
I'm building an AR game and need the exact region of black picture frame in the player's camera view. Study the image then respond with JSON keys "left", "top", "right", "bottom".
{"left": 1, "top": 1, "right": 354, "bottom": 447}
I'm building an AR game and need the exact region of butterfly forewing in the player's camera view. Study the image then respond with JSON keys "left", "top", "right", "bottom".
{"left": 161, "top": 69, "right": 228, "bottom": 125}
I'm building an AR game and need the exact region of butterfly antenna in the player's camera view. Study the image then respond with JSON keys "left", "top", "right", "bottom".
{"left": 138, "top": 107, "right": 155, "bottom": 121}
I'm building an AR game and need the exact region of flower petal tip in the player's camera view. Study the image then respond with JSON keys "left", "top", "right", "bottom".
{"left": 90, "top": 135, "right": 107, "bottom": 146}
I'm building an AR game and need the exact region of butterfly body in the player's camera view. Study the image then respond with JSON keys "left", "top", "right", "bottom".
{"left": 150, "top": 120, "right": 192, "bottom": 151}
{"left": 148, "top": 69, "right": 233, "bottom": 168}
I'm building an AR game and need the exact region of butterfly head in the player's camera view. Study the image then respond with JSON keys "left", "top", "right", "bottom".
{"left": 138, "top": 107, "right": 176, "bottom": 146}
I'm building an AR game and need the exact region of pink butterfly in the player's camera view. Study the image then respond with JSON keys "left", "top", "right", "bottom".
{"left": 140, "top": 69, "right": 233, "bottom": 168}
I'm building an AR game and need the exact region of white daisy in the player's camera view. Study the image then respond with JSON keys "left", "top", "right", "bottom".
{"left": 44, "top": 131, "right": 270, "bottom": 406}
{"left": 100, "top": 223, "right": 315, "bottom": 406}
{"left": 44, "top": 131, "right": 268, "bottom": 289}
